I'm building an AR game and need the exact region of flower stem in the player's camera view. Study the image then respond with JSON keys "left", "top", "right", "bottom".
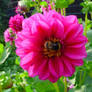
{"left": 84, "top": 12, "right": 88, "bottom": 37}
{"left": 90, "top": 12, "right": 92, "bottom": 20}
{"left": 82, "top": 70, "right": 86, "bottom": 85}
{"left": 61, "top": 8, "right": 66, "bottom": 16}
{"left": 63, "top": 8, "right": 66, "bottom": 16}
{"left": 53, "top": 82, "right": 60, "bottom": 92}
{"left": 0, "top": 84, "right": 2, "bottom": 92}
{"left": 64, "top": 77, "right": 67, "bottom": 92}
{"left": 38, "top": 0, "right": 40, "bottom": 5}
{"left": 61, "top": 9, "right": 63, "bottom": 15}
{"left": 79, "top": 70, "right": 82, "bottom": 87}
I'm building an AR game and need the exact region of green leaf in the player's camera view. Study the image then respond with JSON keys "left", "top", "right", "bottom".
{"left": 31, "top": 78, "right": 56, "bottom": 92}
{"left": 69, "top": 85, "right": 86, "bottom": 92}
{"left": 56, "top": 0, "right": 75, "bottom": 8}
{"left": 56, "top": 0, "right": 69, "bottom": 8}
{"left": 88, "top": 1, "right": 92, "bottom": 12}
{"left": 0, "top": 43, "right": 4, "bottom": 57}
{"left": 15, "top": 57, "right": 20, "bottom": 65}
{"left": 85, "top": 84, "right": 92, "bottom": 92}
{"left": 84, "top": 75, "right": 92, "bottom": 85}
{"left": 0, "top": 47, "right": 11, "bottom": 65}
{"left": 68, "top": 0, "right": 75, "bottom": 5}
{"left": 81, "top": 1, "right": 92, "bottom": 13}
{"left": 86, "top": 49, "right": 92, "bottom": 61}
{"left": 40, "top": 1, "right": 48, "bottom": 7}
{"left": 69, "top": 88, "right": 75, "bottom": 92}
{"left": 87, "top": 30, "right": 92, "bottom": 43}
{"left": 25, "top": 86, "right": 33, "bottom": 92}
{"left": 69, "top": 84, "right": 92, "bottom": 92}
{"left": 3, "top": 89, "right": 12, "bottom": 92}
{"left": 58, "top": 78, "right": 64, "bottom": 92}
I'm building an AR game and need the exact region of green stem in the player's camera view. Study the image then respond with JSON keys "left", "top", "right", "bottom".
{"left": 61, "top": 9, "right": 63, "bottom": 15}
{"left": 53, "top": 82, "right": 60, "bottom": 92}
{"left": 84, "top": 12, "right": 88, "bottom": 37}
{"left": 63, "top": 8, "right": 66, "bottom": 16}
{"left": 82, "top": 71, "right": 86, "bottom": 84}
{"left": 79, "top": 70, "right": 82, "bottom": 87}
{"left": 0, "top": 84, "right": 2, "bottom": 92}
{"left": 61, "top": 8, "right": 66, "bottom": 16}
{"left": 38, "top": 0, "right": 40, "bottom": 7}
{"left": 64, "top": 77, "right": 67, "bottom": 92}
{"left": 90, "top": 12, "right": 92, "bottom": 20}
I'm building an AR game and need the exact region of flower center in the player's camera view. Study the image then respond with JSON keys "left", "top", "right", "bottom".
{"left": 43, "top": 38, "right": 61, "bottom": 58}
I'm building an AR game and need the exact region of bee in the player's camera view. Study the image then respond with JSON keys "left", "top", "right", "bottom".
{"left": 44, "top": 40, "right": 61, "bottom": 51}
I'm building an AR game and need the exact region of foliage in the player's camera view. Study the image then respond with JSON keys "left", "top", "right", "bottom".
{"left": 80, "top": 1, "right": 92, "bottom": 13}
{"left": 56, "top": 0, "right": 75, "bottom": 8}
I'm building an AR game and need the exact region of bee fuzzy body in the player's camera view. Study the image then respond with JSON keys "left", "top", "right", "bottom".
{"left": 44, "top": 41, "right": 61, "bottom": 51}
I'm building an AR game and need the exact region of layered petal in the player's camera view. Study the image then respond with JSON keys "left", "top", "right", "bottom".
{"left": 64, "top": 46, "right": 87, "bottom": 59}
{"left": 61, "top": 56, "right": 75, "bottom": 76}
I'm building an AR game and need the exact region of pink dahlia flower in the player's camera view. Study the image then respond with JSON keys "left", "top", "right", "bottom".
{"left": 4, "top": 28, "right": 14, "bottom": 44}
{"left": 15, "top": 10, "right": 87, "bottom": 83}
{"left": 9, "top": 14, "right": 24, "bottom": 33}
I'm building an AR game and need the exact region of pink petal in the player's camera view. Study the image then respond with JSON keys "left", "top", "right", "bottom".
{"left": 71, "top": 59, "right": 84, "bottom": 66}
{"left": 38, "top": 60, "right": 49, "bottom": 80}
{"left": 16, "top": 48, "right": 29, "bottom": 58}
{"left": 65, "top": 36, "right": 88, "bottom": 48}
{"left": 20, "top": 52, "right": 36, "bottom": 66}
{"left": 53, "top": 57, "right": 64, "bottom": 77}
{"left": 21, "top": 30, "right": 32, "bottom": 39}
{"left": 64, "top": 23, "right": 80, "bottom": 40}
{"left": 49, "top": 59, "right": 58, "bottom": 78}
{"left": 45, "top": 10, "right": 64, "bottom": 22}
{"left": 22, "top": 18, "right": 33, "bottom": 31}
{"left": 65, "top": 35, "right": 87, "bottom": 44}
{"left": 28, "top": 58, "right": 44, "bottom": 77}
{"left": 50, "top": 18, "right": 64, "bottom": 40}
{"left": 31, "top": 13, "right": 45, "bottom": 21}
{"left": 21, "top": 39, "right": 32, "bottom": 48}
{"left": 28, "top": 65, "right": 38, "bottom": 77}
{"left": 57, "top": 58, "right": 64, "bottom": 77}
{"left": 37, "top": 21, "right": 51, "bottom": 38}
{"left": 64, "top": 46, "right": 87, "bottom": 59}
{"left": 48, "top": 74, "right": 59, "bottom": 83}
{"left": 62, "top": 56, "right": 75, "bottom": 76}
{"left": 64, "top": 15, "right": 78, "bottom": 24}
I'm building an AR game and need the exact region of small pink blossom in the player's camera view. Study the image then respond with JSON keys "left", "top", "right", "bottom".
{"left": 15, "top": 6, "right": 23, "bottom": 14}
{"left": 48, "top": 4, "right": 52, "bottom": 10}
{"left": 9, "top": 14, "right": 24, "bottom": 33}
{"left": 41, "top": 4, "right": 52, "bottom": 14}
{"left": 4, "top": 28, "right": 14, "bottom": 44}
{"left": 42, "top": 0, "right": 50, "bottom": 3}
{"left": 15, "top": 10, "right": 87, "bottom": 83}
{"left": 15, "top": 6, "right": 21, "bottom": 14}
{"left": 69, "top": 84, "right": 74, "bottom": 89}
